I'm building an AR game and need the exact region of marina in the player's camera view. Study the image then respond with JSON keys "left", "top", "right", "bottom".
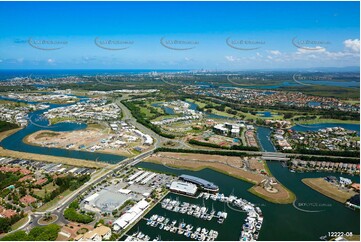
{"left": 124, "top": 231, "right": 155, "bottom": 241}
{"left": 160, "top": 198, "right": 228, "bottom": 223}
{"left": 130, "top": 162, "right": 359, "bottom": 241}
{"left": 145, "top": 214, "right": 219, "bottom": 241}
{"left": 126, "top": 189, "right": 264, "bottom": 241}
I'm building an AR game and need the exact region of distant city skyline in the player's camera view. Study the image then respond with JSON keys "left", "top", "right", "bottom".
{"left": 0, "top": 1, "right": 359, "bottom": 70}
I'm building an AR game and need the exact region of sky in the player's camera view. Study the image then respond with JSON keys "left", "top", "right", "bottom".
{"left": 0, "top": 1, "right": 359, "bottom": 70}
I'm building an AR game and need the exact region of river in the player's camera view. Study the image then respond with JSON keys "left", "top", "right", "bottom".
{"left": 0, "top": 96, "right": 127, "bottom": 164}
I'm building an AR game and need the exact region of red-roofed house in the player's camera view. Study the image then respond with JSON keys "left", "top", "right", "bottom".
{"left": 19, "top": 169, "right": 31, "bottom": 175}
{"left": 0, "top": 167, "right": 20, "bottom": 173}
{"left": 18, "top": 175, "right": 34, "bottom": 182}
{"left": 20, "top": 195, "right": 37, "bottom": 205}
{"left": 0, "top": 167, "right": 31, "bottom": 175}
{"left": 0, "top": 206, "right": 17, "bottom": 218}
{"left": 34, "top": 178, "right": 48, "bottom": 186}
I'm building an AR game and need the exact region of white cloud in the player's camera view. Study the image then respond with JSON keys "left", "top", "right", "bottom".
{"left": 47, "top": 58, "right": 55, "bottom": 63}
{"left": 343, "top": 39, "right": 360, "bottom": 53}
{"left": 225, "top": 56, "right": 240, "bottom": 62}
{"left": 295, "top": 46, "right": 326, "bottom": 55}
{"left": 268, "top": 50, "right": 281, "bottom": 55}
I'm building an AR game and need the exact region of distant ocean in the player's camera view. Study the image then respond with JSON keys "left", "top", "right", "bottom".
{"left": 0, "top": 69, "right": 190, "bottom": 80}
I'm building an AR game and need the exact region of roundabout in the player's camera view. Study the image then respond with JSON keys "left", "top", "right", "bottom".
{"left": 37, "top": 214, "right": 59, "bottom": 225}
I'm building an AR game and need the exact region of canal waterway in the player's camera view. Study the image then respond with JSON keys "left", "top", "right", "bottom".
{"left": 0, "top": 96, "right": 127, "bottom": 164}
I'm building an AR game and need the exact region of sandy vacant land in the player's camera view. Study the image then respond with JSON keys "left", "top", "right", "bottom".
{"left": 0, "top": 129, "right": 107, "bottom": 169}
{"left": 24, "top": 128, "right": 141, "bottom": 157}
{"left": 187, "top": 134, "right": 237, "bottom": 148}
{"left": 145, "top": 152, "right": 295, "bottom": 204}
{"left": 249, "top": 184, "right": 294, "bottom": 204}
{"left": 302, "top": 178, "right": 357, "bottom": 203}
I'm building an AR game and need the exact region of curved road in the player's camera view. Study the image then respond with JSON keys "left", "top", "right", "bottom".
{"left": 114, "top": 97, "right": 193, "bottom": 149}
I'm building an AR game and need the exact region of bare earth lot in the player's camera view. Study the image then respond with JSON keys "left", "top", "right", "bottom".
{"left": 0, "top": 128, "right": 107, "bottom": 169}
{"left": 24, "top": 128, "right": 145, "bottom": 157}
{"left": 302, "top": 178, "right": 357, "bottom": 203}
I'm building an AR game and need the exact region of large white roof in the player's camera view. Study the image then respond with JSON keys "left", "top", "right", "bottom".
{"left": 84, "top": 193, "right": 99, "bottom": 202}
{"left": 170, "top": 181, "right": 197, "bottom": 195}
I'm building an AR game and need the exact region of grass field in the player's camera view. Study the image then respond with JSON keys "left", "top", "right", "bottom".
{"left": 33, "top": 183, "right": 59, "bottom": 198}
{"left": 49, "top": 116, "right": 76, "bottom": 125}
{"left": 10, "top": 216, "right": 29, "bottom": 230}
{"left": 36, "top": 189, "right": 73, "bottom": 212}
{"left": 186, "top": 98, "right": 207, "bottom": 108}
{"left": 187, "top": 98, "right": 285, "bottom": 120}
{"left": 139, "top": 106, "right": 154, "bottom": 118}
{"left": 0, "top": 99, "right": 28, "bottom": 107}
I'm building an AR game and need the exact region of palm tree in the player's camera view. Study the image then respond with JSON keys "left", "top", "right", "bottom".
{"left": 44, "top": 212, "right": 52, "bottom": 221}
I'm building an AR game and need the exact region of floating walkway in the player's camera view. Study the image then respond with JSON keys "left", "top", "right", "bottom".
{"left": 161, "top": 198, "right": 228, "bottom": 223}
{"left": 198, "top": 192, "right": 264, "bottom": 241}
{"left": 145, "top": 214, "right": 219, "bottom": 241}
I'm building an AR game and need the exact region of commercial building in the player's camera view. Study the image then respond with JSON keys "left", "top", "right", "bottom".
{"left": 169, "top": 181, "right": 198, "bottom": 196}
{"left": 112, "top": 199, "right": 150, "bottom": 232}
{"left": 213, "top": 122, "right": 244, "bottom": 137}
{"left": 179, "top": 174, "right": 219, "bottom": 192}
